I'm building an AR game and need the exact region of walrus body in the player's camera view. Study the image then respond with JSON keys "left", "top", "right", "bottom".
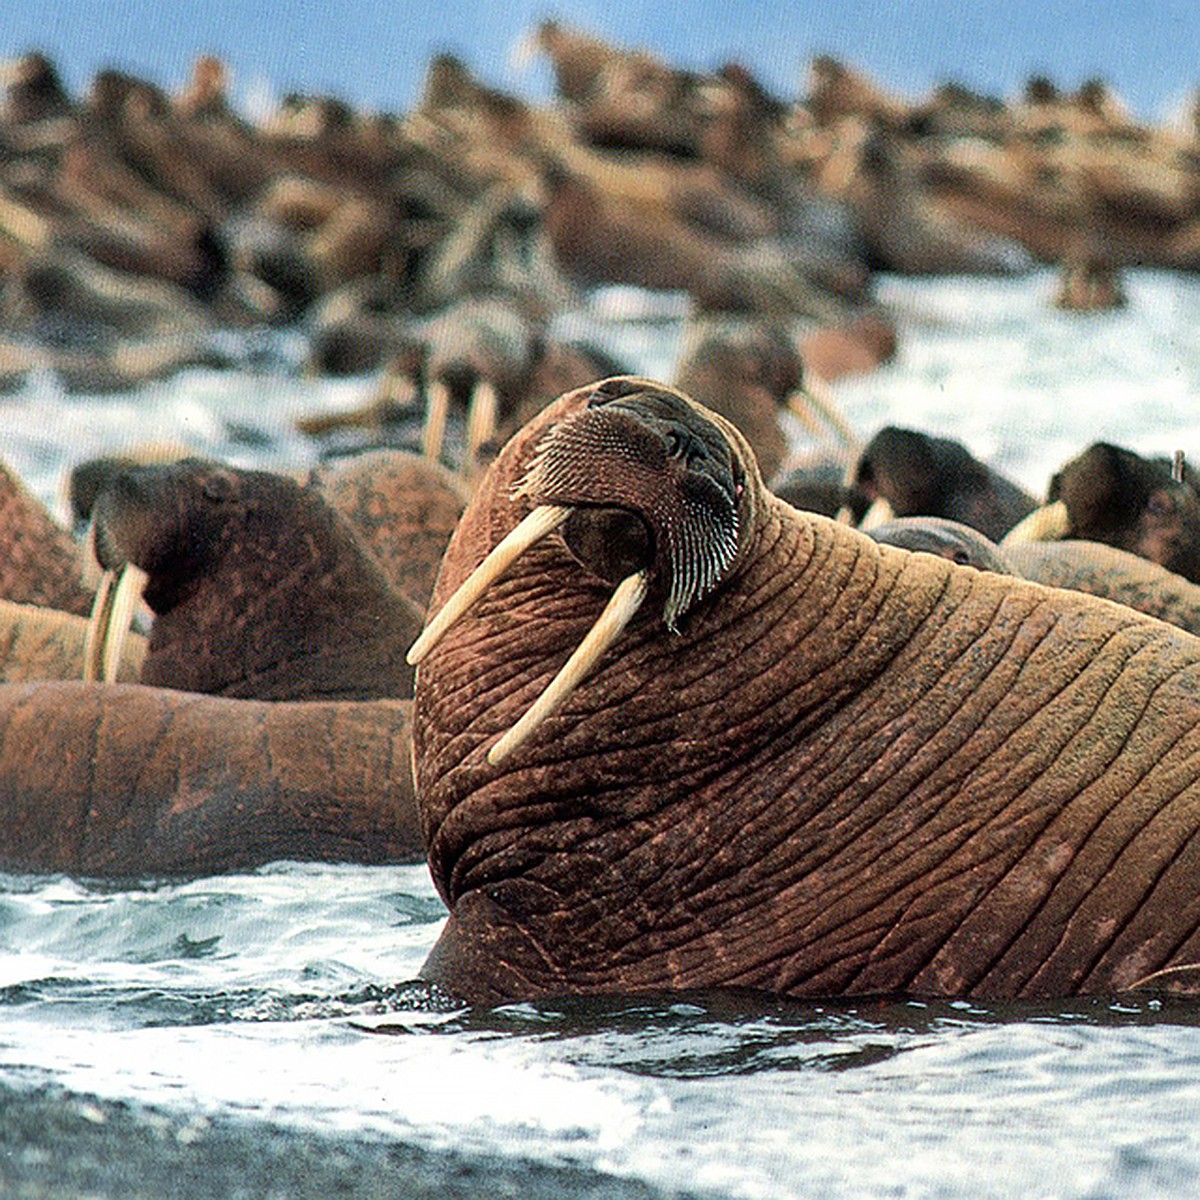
{"left": 0, "top": 683, "right": 416, "bottom": 876}
{"left": 0, "top": 458, "right": 92, "bottom": 616}
{"left": 0, "top": 598, "right": 145, "bottom": 683}
{"left": 413, "top": 379, "right": 1200, "bottom": 1005}
{"left": 91, "top": 458, "right": 423, "bottom": 701}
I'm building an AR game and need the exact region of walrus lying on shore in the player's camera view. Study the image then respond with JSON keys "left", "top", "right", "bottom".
{"left": 411, "top": 376, "right": 1200, "bottom": 1004}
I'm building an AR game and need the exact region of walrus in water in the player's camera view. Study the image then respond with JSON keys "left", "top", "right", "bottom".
{"left": 410, "top": 376, "right": 1200, "bottom": 1004}
{"left": 0, "top": 459, "right": 425, "bottom": 877}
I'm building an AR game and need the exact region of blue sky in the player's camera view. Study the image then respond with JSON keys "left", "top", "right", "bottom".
{"left": 6, "top": 0, "right": 1199, "bottom": 124}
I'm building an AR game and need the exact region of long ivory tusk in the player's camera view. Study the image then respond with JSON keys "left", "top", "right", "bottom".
{"left": 858, "top": 497, "right": 896, "bottom": 531}
{"left": 407, "top": 504, "right": 570, "bottom": 665}
{"left": 422, "top": 378, "right": 451, "bottom": 463}
{"left": 488, "top": 569, "right": 649, "bottom": 766}
{"left": 999, "top": 500, "right": 1070, "bottom": 546}
{"left": 465, "top": 378, "right": 499, "bottom": 467}
{"left": 83, "top": 564, "right": 149, "bottom": 682}
{"left": 784, "top": 388, "right": 838, "bottom": 450}
{"left": 800, "top": 371, "right": 862, "bottom": 455}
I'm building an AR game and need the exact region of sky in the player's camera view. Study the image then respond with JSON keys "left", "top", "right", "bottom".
{"left": 5, "top": 0, "right": 1200, "bottom": 126}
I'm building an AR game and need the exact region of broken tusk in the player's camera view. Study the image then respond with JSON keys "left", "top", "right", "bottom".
{"left": 858, "top": 497, "right": 896, "bottom": 532}
{"left": 83, "top": 564, "right": 149, "bottom": 683}
{"left": 999, "top": 500, "right": 1070, "bottom": 546}
{"left": 407, "top": 504, "right": 571, "bottom": 665}
{"left": 488, "top": 569, "right": 649, "bottom": 766}
{"left": 422, "top": 378, "right": 451, "bottom": 463}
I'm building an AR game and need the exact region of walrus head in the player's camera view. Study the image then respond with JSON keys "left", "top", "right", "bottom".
{"left": 88, "top": 457, "right": 421, "bottom": 700}
{"left": 409, "top": 376, "right": 760, "bottom": 764}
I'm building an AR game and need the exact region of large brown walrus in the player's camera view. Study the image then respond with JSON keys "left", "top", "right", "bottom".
{"left": 0, "top": 458, "right": 427, "bottom": 877}
{"left": 411, "top": 377, "right": 1200, "bottom": 1004}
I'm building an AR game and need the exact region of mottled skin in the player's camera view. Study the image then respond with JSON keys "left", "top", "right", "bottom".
{"left": 0, "top": 458, "right": 92, "bottom": 616}
{"left": 854, "top": 426, "right": 1036, "bottom": 541}
{"left": 1046, "top": 443, "right": 1200, "bottom": 582}
{"left": 92, "top": 458, "right": 422, "bottom": 701}
{"left": 414, "top": 380, "right": 1200, "bottom": 1005}
{"left": 311, "top": 450, "right": 468, "bottom": 614}
{"left": 0, "top": 599, "right": 145, "bottom": 683}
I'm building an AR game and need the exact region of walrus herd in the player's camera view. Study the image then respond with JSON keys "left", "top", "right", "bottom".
{"left": 4, "top": 374, "right": 1200, "bottom": 1007}
{"left": 5, "top": 21, "right": 1200, "bottom": 1005}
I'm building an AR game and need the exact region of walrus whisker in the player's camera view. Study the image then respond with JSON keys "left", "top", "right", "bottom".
{"left": 83, "top": 564, "right": 149, "bottom": 682}
{"left": 858, "top": 497, "right": 896, "bottom": 531}
{"left": 465, "top": 378, "right": 499, "bottom": 467}
{"left": 1000, "top": 499, "right": 1070, "bottom": 546}
{"left": 407, "top": 504, "right": 570, "bottom": 665}
{"left": 487, "top": 569, "right": 649, "bottom": 766}
{"left": 422, "top": 378, "right": 451, "bottom": 462}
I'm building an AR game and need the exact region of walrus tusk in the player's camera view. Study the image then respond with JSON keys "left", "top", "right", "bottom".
{"left": 786, "top": 373, "right": 862, "bottom": 455}
{"left": 407, "top": 504, "right": 570, "bottom": 665}
{"left": 465, "top": 378, "right": 499, "bottom": 467}
{"left": 83, "top": 564, "right": 149, "bottom": 682}
{"left": 422, "top": 378, "right": 451, "bottom": 462}
{"left": 858, "top": 497, "right": 896, "bottom": 531}
{"left": 488, "top": 569, "right": 649, "bottom": 766}
{"left": 999, "top": 500, "right": 1070, "bottom": 546}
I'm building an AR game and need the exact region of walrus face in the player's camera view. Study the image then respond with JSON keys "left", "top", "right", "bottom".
{"left": 409, "top": 376, "right": 759, "bottom": 765}
{"left": 83, "top": 459, "right": 240, "bottom": 683}
{"left": 91, "top": 459, "right": 240, "bottom": 611}
{"left": 521, "top": 377, "right": 745, "bottom": 629}
{"left": 1008, "top": 443, "right": 1200, "bottom": 581}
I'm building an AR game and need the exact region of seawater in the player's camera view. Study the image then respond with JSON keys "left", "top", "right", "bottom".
{"left": 3, "top": 269, "right": 1200, "bottom": 1198}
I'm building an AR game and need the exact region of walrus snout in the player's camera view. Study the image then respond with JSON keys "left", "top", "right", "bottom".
{"left": 521, "top": 386, "right": 741, "bottom": 631}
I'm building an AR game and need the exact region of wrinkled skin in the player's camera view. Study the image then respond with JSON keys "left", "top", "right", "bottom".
{"left": 0, "top": 683, "right": 417, "bottom": 876}
{"left": 1047, "top": 443, "right": 1200, "bottom": 582}
{"left": 414, "top": 378, "right": 1200, "bottom": 1005}
{"left": 854, "top": 426, "right": 1036, "bottom": 540}
{"left": 1007, "top": 540, "right": 1200, "bottom": 639}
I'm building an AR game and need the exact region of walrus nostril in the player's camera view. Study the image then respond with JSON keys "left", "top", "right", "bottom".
{"left": 562, "top": 507, "right": 654, "bottom": 586}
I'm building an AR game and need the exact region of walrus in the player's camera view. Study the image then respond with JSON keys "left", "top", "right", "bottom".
{"left": 0, "top": 457, "right": 93, "bottom": 616}
{"left": 0, "top": 459, "right": 428, "bottom": 878}
{"left": 0, "top": 597, "right": 145, "bottom": 683}
{"left": 410, "top": 376, "right": 1200, "bottom": 1005}
{"left": 866, "top": 516, "right": 1015, "bottom": 573}
{"left": 1003, "top": 442, "right": 1200, "bottom": 583}
{"left": 88, "top": 457, "right": 423, "bottom": 700}
{"left": 853, "top": 426, "right": 1036, "bottom": 540}
{"left": 870, "top": 518, "right": 1200, "bottom": 638}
